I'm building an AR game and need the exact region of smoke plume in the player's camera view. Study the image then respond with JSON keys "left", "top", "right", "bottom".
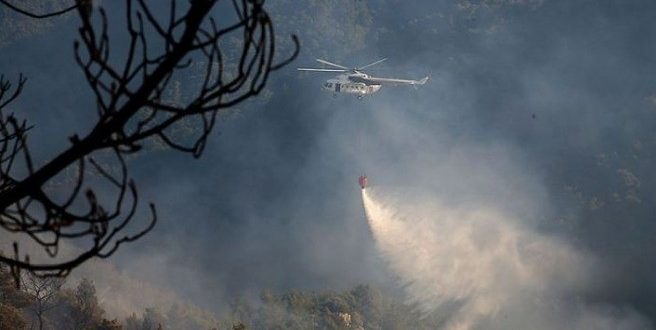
{"left": 361, "top": 188, "right": 651, "bottom": 330}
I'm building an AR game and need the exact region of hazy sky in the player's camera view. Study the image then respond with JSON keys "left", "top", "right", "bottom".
{"left": 2, "top": 0, "right": 656, "bottom": 324}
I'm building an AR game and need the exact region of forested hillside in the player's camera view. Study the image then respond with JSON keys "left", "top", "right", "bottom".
{"left": 1, "top": 265, "right": 443, "bottom": 329}
{"left": 2, "top": 0, "right": 656, "bottom": 329}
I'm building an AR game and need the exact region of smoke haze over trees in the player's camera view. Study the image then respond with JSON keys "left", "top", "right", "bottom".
{"left": 2, "top": 264, "right": 443, "bottom": 329}
{"left": 3, "top": 0, "right": 656, "bottom": 329}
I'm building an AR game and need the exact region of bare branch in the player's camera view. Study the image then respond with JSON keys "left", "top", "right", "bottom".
{"left": 0, "top": 0, "right": 78, "bottom": 19}
{"left": 0, "top": 0, "right": 298, "bottom": 284}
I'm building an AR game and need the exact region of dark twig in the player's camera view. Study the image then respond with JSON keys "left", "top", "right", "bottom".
{"left": 0, "top": 0, "right": 298, "bottom": 285}
{"left": 0, "top": 0, "right": 78, "bottom": 19}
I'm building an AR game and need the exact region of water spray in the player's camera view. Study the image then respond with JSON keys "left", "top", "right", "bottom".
{"left": 358, "top": 180, "right": 605, "bottom": 329}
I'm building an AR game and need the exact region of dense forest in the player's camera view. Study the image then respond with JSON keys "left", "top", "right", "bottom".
{"left": 1, "top": 264, "right": 446, "bottom": 329}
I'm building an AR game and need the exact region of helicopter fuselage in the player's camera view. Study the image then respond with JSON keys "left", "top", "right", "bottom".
{"left": 322, "top": 74, "right": 382, "bottom": 97}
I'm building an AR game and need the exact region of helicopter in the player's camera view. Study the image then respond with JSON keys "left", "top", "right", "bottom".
{"left": 297, "top": 58, "right": 429, "bottom": 98}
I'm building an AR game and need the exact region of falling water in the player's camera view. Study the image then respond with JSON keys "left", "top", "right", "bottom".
{"left": 360, "top": 188, "right": 608, "bottom": 330}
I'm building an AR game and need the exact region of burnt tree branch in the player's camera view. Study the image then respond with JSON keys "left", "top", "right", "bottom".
{"left": 0, "top": 0, "right": 298, "bottom": 283}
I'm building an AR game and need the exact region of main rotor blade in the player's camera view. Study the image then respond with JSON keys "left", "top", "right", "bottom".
{"left": 358, "top": 58, "right": 387, "bottom": 70}
{"left": 315, "top": 59, "right": 349, "bottom": 69}
{"left": 362, "top": 75, "right": 429, "bottom": 85}
{"left": 297, "top": 68, "right": 347, "bottom": 72}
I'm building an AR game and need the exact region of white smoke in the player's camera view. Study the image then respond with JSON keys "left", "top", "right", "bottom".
{"left": 0, "top": 230, "right": 205, "bottom": 320}
{"left": 361, "top": 188, "right": 651, "bottom": 330}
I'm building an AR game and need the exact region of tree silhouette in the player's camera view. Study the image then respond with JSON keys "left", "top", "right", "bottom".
{"left": 22, "top": 271, "right": 64, "bottom": 330}
{"left": 0, "top": 0, "right": 298, "bottom": 283}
